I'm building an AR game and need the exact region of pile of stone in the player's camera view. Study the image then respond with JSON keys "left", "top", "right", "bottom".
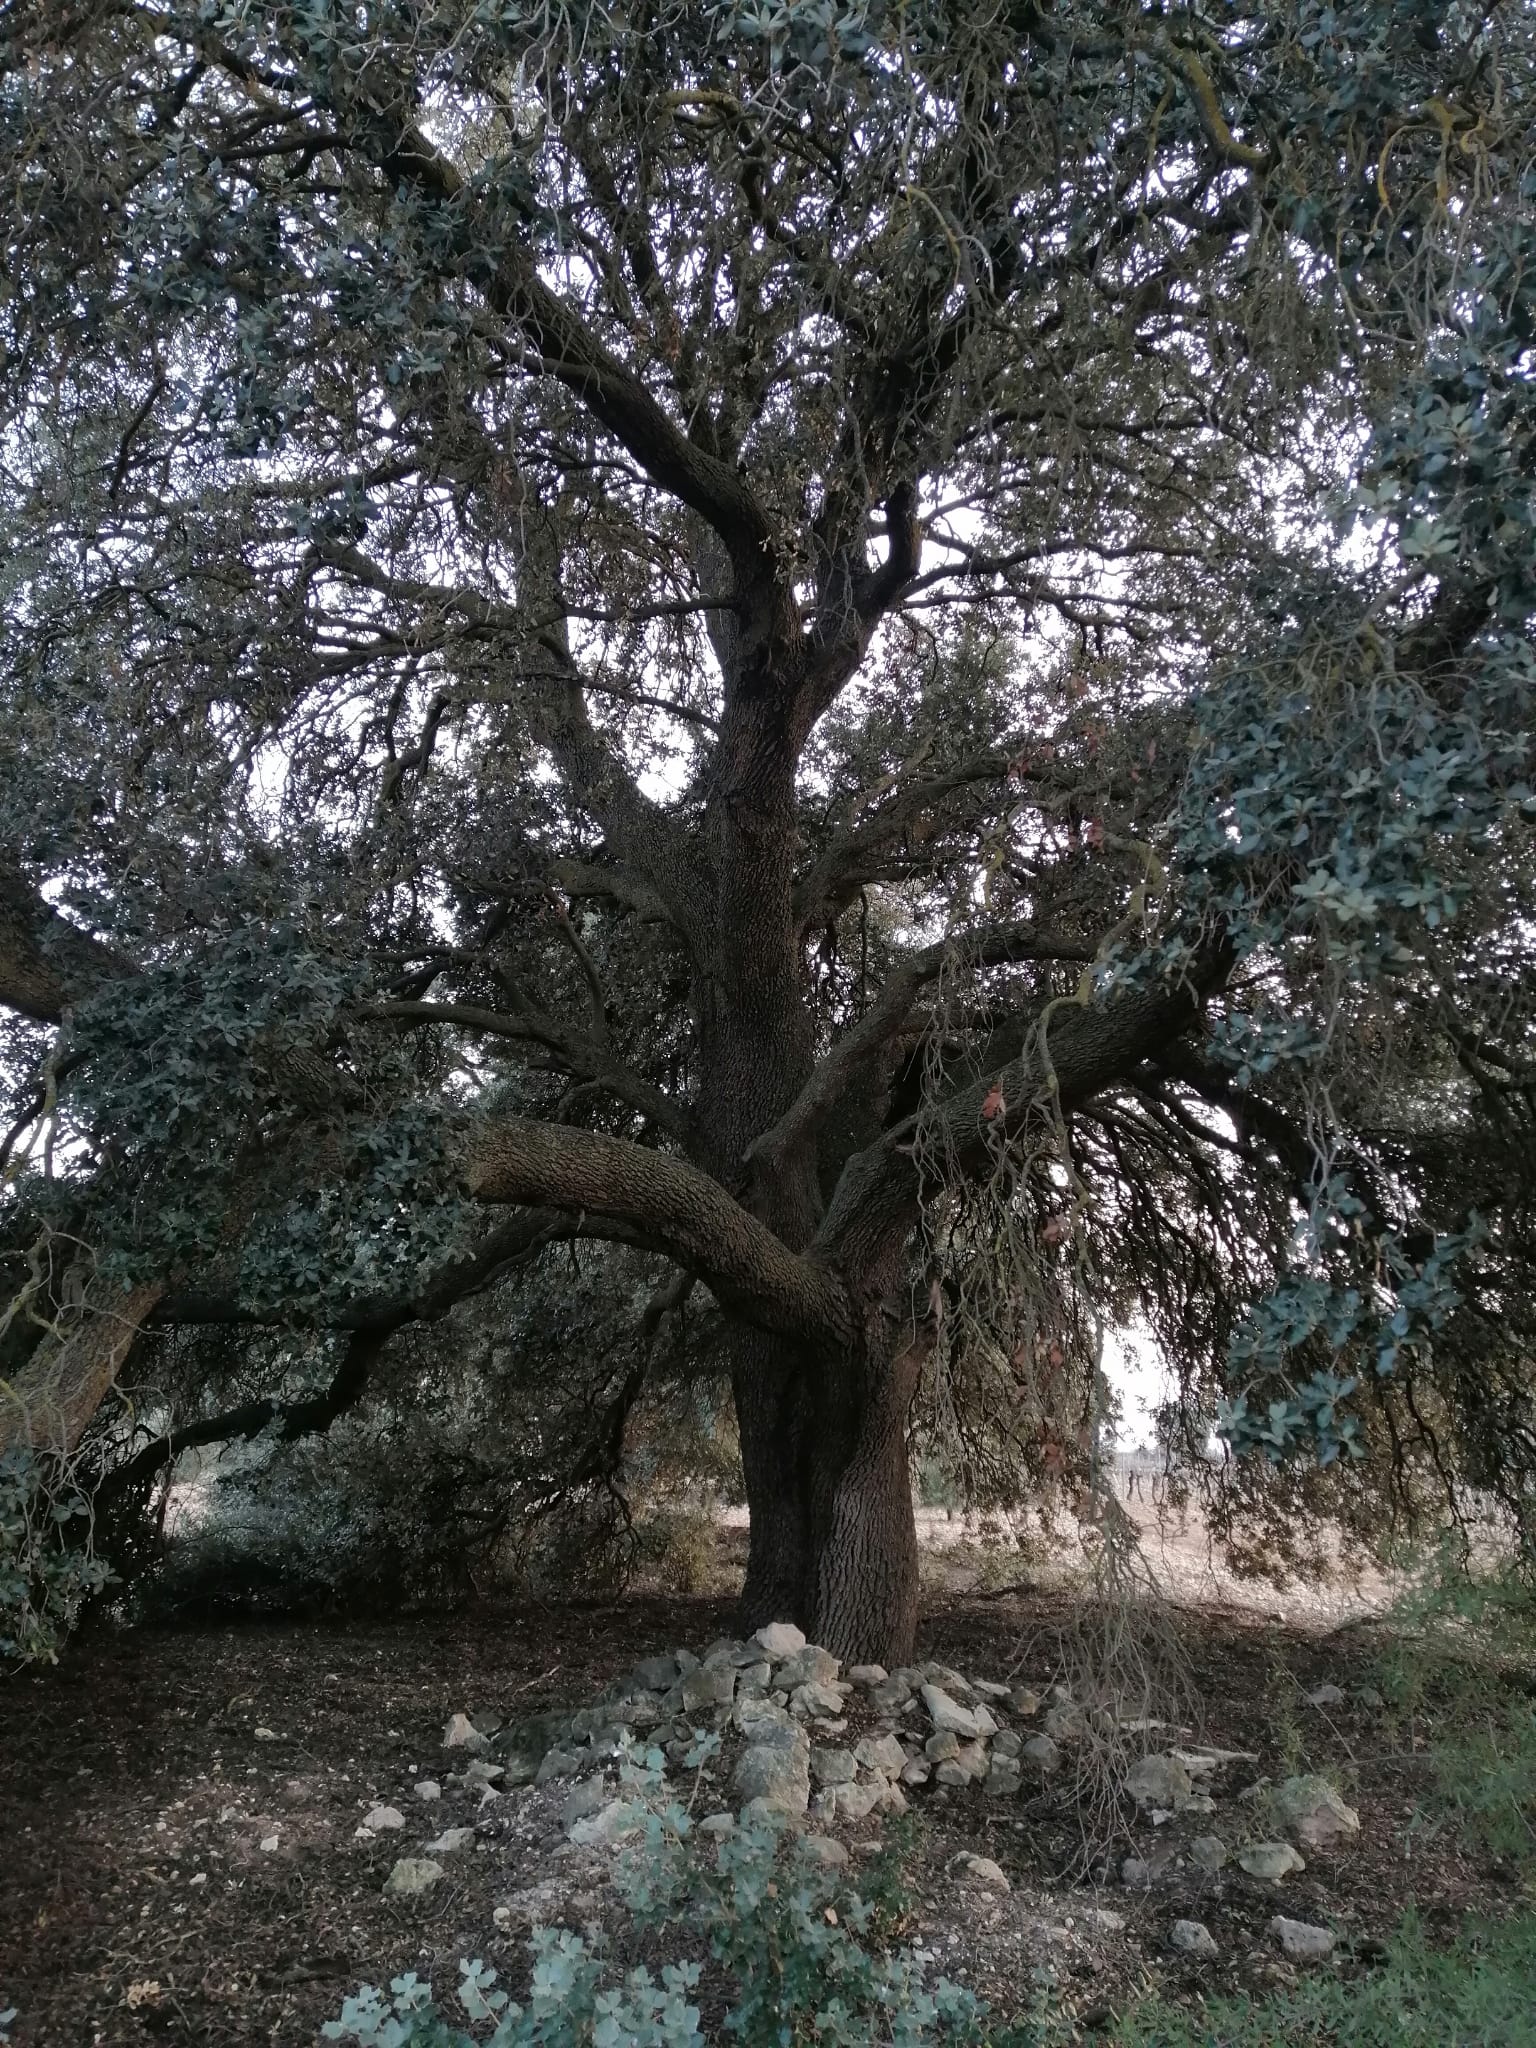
{"left": 436, "top": 1626, "right": 1361, "bottom": 1925}
{"left": 444, "top": 1622, "right": 1082, "bottom": 1841}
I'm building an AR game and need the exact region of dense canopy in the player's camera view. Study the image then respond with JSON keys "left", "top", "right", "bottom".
{"left": 2, "top": 0, "right": 1533, "bottom": 1660}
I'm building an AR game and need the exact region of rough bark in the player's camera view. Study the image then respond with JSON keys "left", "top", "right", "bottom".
{"left": 0, "top": 1279, "right": 167, "bottom": 1458}
{"left": 727, "top": 1310, "right": 930, "bottom": 1664}
{"left": 730, "top": 1325, "right": 817, "bottom": 1630}
{"left": 807, "top": 1323, "right": 927, "bottom": 1665}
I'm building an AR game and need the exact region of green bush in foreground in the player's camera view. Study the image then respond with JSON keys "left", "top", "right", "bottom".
{"left": 325, "top": 1711, "right": 1536, "bottom": 2048}
{"left": 325, "top": 1786, "right": 1050, "bottom": 2048}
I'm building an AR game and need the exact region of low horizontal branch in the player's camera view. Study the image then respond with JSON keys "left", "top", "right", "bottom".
{"left": 463, "top": 1118, "right": 852, "bottom": 1348}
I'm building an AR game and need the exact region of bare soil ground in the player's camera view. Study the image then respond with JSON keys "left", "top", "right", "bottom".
{"left": 2, "top": 1505, "right": 1524, "bottom": 2048}
{"left": 907, "top": 1496, "right": 1403, "bottom": 1627}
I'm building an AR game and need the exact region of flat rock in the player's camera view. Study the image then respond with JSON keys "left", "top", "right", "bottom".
{"left": 1238, "top": 1840, "right": 1306, "bottom": 1880}
{"left": 362, "top": 1805, "right": 405, "bottom": 1832}
{"left": 972, "top": 1679, "right": 1013, "bottom": 1701}
{"left": 442, "top": 1714, "right": 490, "bottom": 1755}
{"left": 561, "top": 1777, "right": 611, "bottom": 1828}
{"left": 568, "top": 1800, "right": 644, "bottom": 1849}
{"left": 847, "top": 1665, "right": 888, "bottom": 1687}
{"left": 1124, "top": 1754, "right": 1193, "bottom": 1808}
{"left": 384, "top": 1857, "right": 444, "bottom": 1899}
{"left": 424, "top": 1827, "right": 476, "bottom": 1855}
{"left": 1271, "top": 1916, "right": 1336, "bottom": 1960}
{"left": 699, "top": 1813, "right": 735, "bottom": 1838}
{"left": 776, "top": 1646, "right": 842, "bottom": 1689}
{"left": 1171, "top": 1919, "right": 1218, "bottom": 1958}
{"left": 1189, "top": 1835, "right": 1228, "bottom": 1873}
{"left": 733, "top": 1733, "right": 811, "bottom": 1816}
{"left": 1087, "top": 1907, "right": 1126, "bottom": 1933}
{"left": 854, "top": 1733, "right": 907, "bottom": 1777}
{"left": 952, "top": 1852, "right": 1009, "bottom": 1891}
{"left": 1273, "top": 1775, "right": 1361, "bottom": 1848}
{"left": 810, "top": 1746, "right": 858, "bottom": 1788}
{"left": 920, "top": 1684, "right": 982, "bottom": 1738}
{"left": 753, "top": 1622, "right": 807, "bottom": 1659}
{"left": 802, "top": 1835, "right": 850, "bottom": 1868}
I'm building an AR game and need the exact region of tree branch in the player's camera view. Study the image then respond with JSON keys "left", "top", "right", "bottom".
{"left": 463, "top": 1119, "right": 852, "bottom": 1347}
{"left": 88, "top": 1325, "right": 389, "bottom": 1515}
{"left": 370, "top": 999, "right": 689, "bottom": 1143}
{"left": 0, "top": 861, "right": 135, "bottom": 1024}
{"left": 317, "top": 542, "right": 710, "bottom": 951}
{"left": 816, "top": 948, "right": 1230, "bottom": 1276}
{"left": 747, "top": 920, "right": 1094, "bottom": 1178}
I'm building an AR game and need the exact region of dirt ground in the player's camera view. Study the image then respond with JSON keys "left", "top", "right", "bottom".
{"left": 2, "top": 1518, "right": 1524, "bottom": 2048}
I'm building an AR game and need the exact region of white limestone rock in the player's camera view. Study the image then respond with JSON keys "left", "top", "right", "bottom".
{"left": 1171, "top": 1919, "right": 1218, "bottom": 1959}
{"left": 384, "top": 1857, "right": 444, "bottom": 1898}
{"left": 1271, "top": 1916, "right": 1336, "bottom": 1960}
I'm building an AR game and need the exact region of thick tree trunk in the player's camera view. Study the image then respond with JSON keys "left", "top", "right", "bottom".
{"left": 731, "top": 1326, "right": 815, "bottom": 1628}
{"left": 805, "top": 1330, "right": 923, "bottom": 1666}
{"left": 727, "top": 1313, "right": 923, "bottom": 1668}
{"left": 684, "top": 667, "right": 926, "bottom": 1664}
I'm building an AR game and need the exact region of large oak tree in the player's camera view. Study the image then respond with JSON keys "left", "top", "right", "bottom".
{"left": 2, "top": 1, "right": 1533, "bottom": 1660}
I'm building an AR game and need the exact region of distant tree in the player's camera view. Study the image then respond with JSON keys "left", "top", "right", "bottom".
{"left": 1, "top": 1, "right": 1532, "bottom": 1660}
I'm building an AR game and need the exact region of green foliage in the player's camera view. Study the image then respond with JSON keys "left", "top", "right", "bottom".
{"left": 328, "top": 1805, "right": 1052, "bottom": 2048}
{"left": 323, "top": 1940, "right": 705, "bottom": 2048}
{"left": 1108, "top": 1911, "right": 1536, "bottom": 2048}
{"left": 59, "top": 928, "right": 476, "bottom": 1310}
{"left": 0, "top": 1447, "right": 112, "bottom": 1665}
{"left": 1378, "top": 1556, "right": 1536, "bottom": 1874}
{"left": 115, "top": 1242, "right": 739, "bottom": 1623}
{"left": 2, "top": 0, "right": 1535, "bottom": 1611}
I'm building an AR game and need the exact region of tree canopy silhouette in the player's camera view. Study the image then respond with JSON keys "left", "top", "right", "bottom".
{"left": 2, "top": 0, "right": 1533, "bottom": 1659}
